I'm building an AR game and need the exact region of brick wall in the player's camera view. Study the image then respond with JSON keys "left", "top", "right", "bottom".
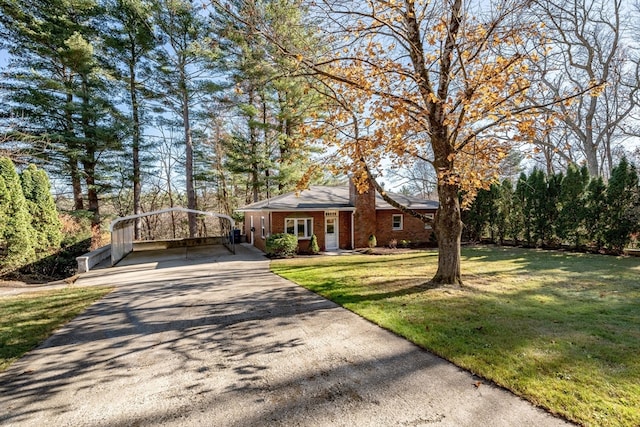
{"left": 374, "top": 210, "right": 435, "bottom": 247}
{"left": 271, "top": 211, "right": 325, "bottom": 252}
{"left": 339, "top": 211, "right": 353, "bottom": 249}
{"left": 243, "top": 211, "right": 271, "bottom": 252}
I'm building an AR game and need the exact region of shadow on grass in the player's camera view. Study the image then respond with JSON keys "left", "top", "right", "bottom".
{"left": 275, "top": 246, "right": 640, "bottom": 425}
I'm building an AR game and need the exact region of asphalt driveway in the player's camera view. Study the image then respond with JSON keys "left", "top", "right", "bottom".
{"left": 0, "top": 244, "right": 572, "bottom": 426}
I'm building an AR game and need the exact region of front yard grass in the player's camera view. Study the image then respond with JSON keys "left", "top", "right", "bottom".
{"left": 0, "top": 286, "right": 113, "bottom": 371}
{"left": 271, "top": 247, "right": 640, "bottom": 427}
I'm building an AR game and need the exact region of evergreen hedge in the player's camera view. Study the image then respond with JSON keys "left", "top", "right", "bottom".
{"left": 0, "top": 158, "right": 64, "bottom": 275}
{"left": 463, "top": 159, "right": 640, "bottom": 254}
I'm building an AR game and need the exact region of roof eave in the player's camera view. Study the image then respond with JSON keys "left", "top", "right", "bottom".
{"left": 236, "top": 207, "right": 357, "bottom": 213}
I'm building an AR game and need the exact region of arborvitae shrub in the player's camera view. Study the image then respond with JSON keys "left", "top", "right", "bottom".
{"left": 0, "top": 157, "right": 35, "bottom": 272}
{"left": 309, "top": 234, "right": 320, "bottom": 254}
{"left": 21, "top": 164, "right": 62, "bottom": 251}
{"left": 604, "top": 158, "right": 640, "bottom": 253}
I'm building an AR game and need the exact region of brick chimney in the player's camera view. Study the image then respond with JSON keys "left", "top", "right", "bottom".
{"left": 350, "top": 176, "right": 377, "bottom": 248}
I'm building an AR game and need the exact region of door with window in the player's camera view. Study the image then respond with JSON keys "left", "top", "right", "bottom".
{"left": 325, "top": 211, "right": 339, "bottom": 250}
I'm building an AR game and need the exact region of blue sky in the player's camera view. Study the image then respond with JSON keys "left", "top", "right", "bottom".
{"left": 0, "top": 48, "right": 9, "bottom": 68}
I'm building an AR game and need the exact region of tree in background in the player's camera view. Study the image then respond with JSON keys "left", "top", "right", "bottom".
{"left": 69, "top": 31, "right": 125, "bottom": 249}
{"left": 524, "top": 169, "right": 546, "bottom": 246}
{"left": 20, "top": 164, "right": 63, "bottom": 252}
{"left": 465, "top": 159, "right": 639, "bottom": 253}
{"left": 495, "top": 179, "right": 515, "bottom": 245}
{"left": 527, "top": 0, "right": 639, "bottom": 177}
{"left": 212, "top": 0, "right": 324, "bottom": 204}
{"left": 391, "top": 159, "right": 438, "bottom": 200}
{"left": 151, "top": 0, "right": 220, "bottom": 237}
{"left": 102, "top": 0, "right": 156, "bottom": 240}
{"left": 463, "top": 185, "right": 499, "bottom": 242}
{"left": 514, "top": 173, "right": 530, "bottom": 245}
{"left": 543, "top": 171, "right": 563, "bottom": 246}
{"left": 0, "top": 0, "right": 125, "bottom": 249}
{"left": 0, "top": 0, "right": 100, "bottom": 211}
{"left": 0, "top": 157, "right": 35, "bottom": 272}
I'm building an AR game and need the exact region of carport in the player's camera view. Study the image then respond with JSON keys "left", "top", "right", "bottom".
{"left": 109, "top": 207, "right": 236, "bottom": 267}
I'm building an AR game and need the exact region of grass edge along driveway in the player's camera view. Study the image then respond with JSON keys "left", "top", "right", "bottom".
{"left": 1, "top": 286, "right": 113, "bottom": 372}
{"left": 271, "top": 247, "right": 640, "bottom": 427}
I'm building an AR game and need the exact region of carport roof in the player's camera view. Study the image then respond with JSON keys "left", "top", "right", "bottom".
{"left": 236, "top": 185, "right": 438, "bottom": 212}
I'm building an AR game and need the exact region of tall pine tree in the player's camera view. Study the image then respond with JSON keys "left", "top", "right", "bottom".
{"left": 102, "top": 0, "right": 156, "bottom": 240}
{"left": 151, "top": 0, "right": 219, "bottom": 237}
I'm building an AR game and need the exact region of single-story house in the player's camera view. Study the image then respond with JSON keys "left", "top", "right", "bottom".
{"left": 236, "top": 180, "right": 438, "bottom": 252}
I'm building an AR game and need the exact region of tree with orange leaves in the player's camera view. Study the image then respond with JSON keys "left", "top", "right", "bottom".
{"left": 214, "top": 0, "right": 599, "bottom": 285}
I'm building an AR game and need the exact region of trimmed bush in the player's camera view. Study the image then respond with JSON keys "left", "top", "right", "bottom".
{"left": 309, "top": 234, "right": 320, "bottom": 254}
{"left": 368, "top": 234, "right": 377, "bottom": 248}
{"left": 266, "top": 233, "right": 298, "bottom": 258}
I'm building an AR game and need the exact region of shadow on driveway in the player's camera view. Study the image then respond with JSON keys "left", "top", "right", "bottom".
{"left": 0, "top": 244, "right": 572, "bottom": 426}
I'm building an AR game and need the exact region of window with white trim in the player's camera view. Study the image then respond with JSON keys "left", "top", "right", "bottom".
{"left": 392, "top": 214, "right": 403, "bottom": 230}
{"left": 285, "top": 218, "right": 313, "bottom": 239}
{"left": 424, "top": 213, "right": 434, "bottom": 230}
{"left": 261, "top": 216, "right": 265, "bottom": 239}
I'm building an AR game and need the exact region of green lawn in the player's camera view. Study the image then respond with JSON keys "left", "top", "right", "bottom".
{"left": 0, "top": 286, "right": 113, "bottom": 371}
{"left": 271, "top": 247, "right": 640, "bottom": 427}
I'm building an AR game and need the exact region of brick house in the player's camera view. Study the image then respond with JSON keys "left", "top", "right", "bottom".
{"left": 236, "top": 181, "right": 438, "bottom": 252}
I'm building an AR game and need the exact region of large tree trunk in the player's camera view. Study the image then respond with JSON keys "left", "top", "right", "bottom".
{"left": 129, "top": 57, "right": 142, "bottom": 240}
{"left": 80, "top": 76, "right": 101, "bottom": 250}
{"left": 180, "top": 65, "right": 197, "bottom": 238}
{"left": 212, "top": 127, "right": 231, "bottom": 216}
{"left": 248, "top": 85, "right": 261, "bottom": 203}
{"left": 84, "top": 158, "right": 101, "bottom": 250}
{"left": 584, "top": 140, "right": 599, "bottom": 178}
{"left": 70, "top": 159, "right": 84, "bottom": 211}
{"left": 65, "top": 88, "right": 84, "bottom": 211}
{"left": 432, "top": 181, "right": 463, "bottom": 285}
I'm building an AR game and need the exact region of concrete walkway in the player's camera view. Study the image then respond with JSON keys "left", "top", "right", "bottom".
{"left": 0, "top": 244, "right": 572, "bottom": 426}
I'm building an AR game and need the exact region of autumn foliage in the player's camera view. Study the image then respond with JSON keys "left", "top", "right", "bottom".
{"left": 279, "top": 0, "right": 569, "bottom": 283}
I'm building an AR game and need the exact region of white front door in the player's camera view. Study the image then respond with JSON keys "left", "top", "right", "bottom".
{"left": 325, "top": 216, "right": 338, "bottom": 250}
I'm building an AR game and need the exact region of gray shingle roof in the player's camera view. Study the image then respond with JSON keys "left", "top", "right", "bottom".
{"left": 236, "top": 185, "right": 438, "bottom": 212}
{"left": 375, "top": 191, "right": 439, "bottom": 210}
